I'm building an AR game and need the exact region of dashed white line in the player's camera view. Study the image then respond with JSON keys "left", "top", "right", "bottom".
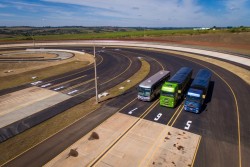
{"left": 67, "top": 90, "right": 78, "bottom": 95}
{"left": 41, "top": 83, "right": 52, "bottom": 88}
{"left": 31, "top": 81, "right": 42, "bottom": 85}
{"left": 53, "top": 86, "right": 64, "bottom": 91}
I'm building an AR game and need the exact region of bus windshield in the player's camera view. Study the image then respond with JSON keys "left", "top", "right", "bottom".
{"left": 186, "top": 95, "right": 201, "bottom": 103}
{"left": 138, "top": 87, "right": 151, "bottom": 97}
{"left": 161, "top": 90, "right": 175, "bottom": 97}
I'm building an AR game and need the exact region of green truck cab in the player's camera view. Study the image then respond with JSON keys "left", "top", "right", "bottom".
{"left": 160, "top": 67, "right": 193, "bottom": 108}
{"left": 160, "top": 82, "right": 178, "bottom": 107}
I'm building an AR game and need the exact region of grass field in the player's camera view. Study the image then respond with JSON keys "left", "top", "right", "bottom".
{"left": 1, "top": 27, "right": 249, "bottom": 55}
{"left": 0, "top": 27, "right": 249, "bottom": 41}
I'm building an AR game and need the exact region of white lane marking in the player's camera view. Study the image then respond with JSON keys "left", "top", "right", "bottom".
{"left": 67, "top": 90, "right": 78, "bottom": 95}
{"left": 184, "top": 120, "right": 192, "bottom": 130}
{"left": 128, "top": 108, "right": 138, "bottom": 115}
{"left": 53, "top": 86, "right": 64, "bottom": 91}
{"left": 31, "top": 81, "right": 42, "bottom": 85}
{"left": 98, "top": 92, "right": 109, "bottom": 98}
{"left": 154, "top": 113, "right": 162, "bottom": 121}
{"left": 41, "top": 83, "right": 52, "bottom": 88}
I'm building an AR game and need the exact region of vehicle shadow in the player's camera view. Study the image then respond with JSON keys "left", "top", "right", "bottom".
{"left": 176, "top": 78, "right": 193, "bottom": 108}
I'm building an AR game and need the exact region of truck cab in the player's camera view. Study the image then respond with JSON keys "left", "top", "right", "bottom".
{"left": 184, "top": 69, "right": 211, "bottom": 113}
{"left": 184, "top": 88, "right": 204, "bottom": 113}
{"left": 160, "top": 82, "right": 178, "bottom": 107}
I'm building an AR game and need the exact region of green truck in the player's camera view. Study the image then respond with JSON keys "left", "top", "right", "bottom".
{"left": 160, "top": 67, "right": 193, "bottom": 108}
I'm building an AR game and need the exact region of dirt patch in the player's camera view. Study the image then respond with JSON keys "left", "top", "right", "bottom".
{"left": 145, "top": 126, "right": 201, "bottom": 167}
{"left": 0, "top": 50, "right": 94, "bottom": 90}
{"left": 68, "top": 149, "right": 78, "bottom": 157}
{"left": 129, "top": 32, "right": 250, "bottom": 55}
{"left": 0, "top": 52, "right": 56, "bottom": 59}
{"left": 74, "top": 52, "right": 93, "bottom": 63}
{"left": 88, "top": 132, "right": 100, "bottom": 140}
{"left": 0, "top": 51, "right": 93, "bottom": 77}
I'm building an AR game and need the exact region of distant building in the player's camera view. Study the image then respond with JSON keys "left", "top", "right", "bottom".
{"left": 193, "top": 27, "right": 210, "bottom": 30}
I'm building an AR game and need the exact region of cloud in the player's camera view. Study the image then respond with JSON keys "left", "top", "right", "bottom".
{"left": 10, "top": 1, "right": 44, "bottom": 9}
{"left": 5, "top": 1, "right": 47, "bottom": 12}
{"left": 41, "top": 0, "right": 215, "bottom": 26}
{"left": 218, "top": 0, "right": 250, "bottom": 25}
{"left": 132, "top": 7, "right": 139, "bottom": 10}
{"left": 224, "top": 0, "right": 248, "bottom": 11}
{"left": 0, "top": 3, "right": 6, "bottom": 8}
{"left": 1, "top": 0, "right": 249, "bottom": 27}
{"left": 0, "top": 13, "right": 15, "bottom": 17}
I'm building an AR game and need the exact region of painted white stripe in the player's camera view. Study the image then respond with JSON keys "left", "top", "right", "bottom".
{"left": 128, "top": 108, "right": 138, "bottom": 115}
{"left": 53, "top": 86, "right": 64, "bottom": 91}
{"left": 30, "top": 81, "right": 42, "bottom": 85}
{"left": 67, "top": 90, "right": 78, "bottom": 95}
{"left": 41, "top": 83, "right": 52, "bottom": 88}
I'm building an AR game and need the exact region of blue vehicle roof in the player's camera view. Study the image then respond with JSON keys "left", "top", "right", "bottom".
{"left": 169, "top": 67, "right": 192, "bottom": 84}
{"left": 187, "top": 88, "right": 203, "bottom": 96}
{"left": 191, "top": 69, "right": 211, "bottom": 90}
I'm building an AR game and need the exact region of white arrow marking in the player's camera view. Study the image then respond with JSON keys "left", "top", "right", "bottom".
{"left": 128, "top": 108, "right": 138, "bottom": 115}
{"left": 98, "top": 92, "right": 109, "bottom": 98}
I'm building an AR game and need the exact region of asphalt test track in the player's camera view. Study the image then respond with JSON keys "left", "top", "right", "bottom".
{"left": 1, "top": 46, "right": 249, "bottom": 167}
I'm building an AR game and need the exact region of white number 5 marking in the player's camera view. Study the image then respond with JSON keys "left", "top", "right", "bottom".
{"left": 184, "top": 121, "right": 192, "bottom": 130}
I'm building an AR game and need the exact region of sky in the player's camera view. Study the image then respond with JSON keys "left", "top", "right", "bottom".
{"left": 0, "top": 0, "right": 250, "bottom": 27}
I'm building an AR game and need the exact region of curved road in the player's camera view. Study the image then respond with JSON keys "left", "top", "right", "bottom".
{"left": 1, "top": 46, "right": 249, "bottom": 167}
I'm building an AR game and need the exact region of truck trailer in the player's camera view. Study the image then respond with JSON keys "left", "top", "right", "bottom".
{"left": 160, "top": 67, "right": 193, "bottom": 108}
{"left": 184, "top": 69, "right": 212, "bottom": 113}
